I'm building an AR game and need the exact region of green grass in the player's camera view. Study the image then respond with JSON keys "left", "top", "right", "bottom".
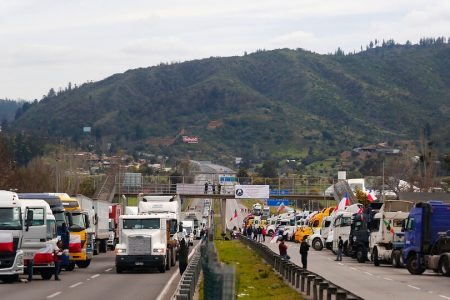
{"left": 214, "top": 240, "right": 303, "bottom": 300}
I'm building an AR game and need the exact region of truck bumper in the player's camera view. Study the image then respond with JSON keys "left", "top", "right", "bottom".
{"left": 115, "top": 255, "right": 164, "bottom": 268}
{"left": 70, "top": 248, "right": 92, "bottom": 261}
{"left": 0, "top": 251, "right": 24, "bottom": 276}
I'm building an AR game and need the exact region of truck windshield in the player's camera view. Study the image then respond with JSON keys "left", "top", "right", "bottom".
{"left": 54, "top": 211, "right": 66, "bottom": 228}
{"left": 183, "top": 227, "right": 192, "bottom": 234}
{"left": 123, "top": 219, "right": 160, "bottom": 229}
{"left": 0, "top": 207, "right": 22, "bottom": 230}
{"left": 70, "top": 213, "right": 86, "bottom": 231}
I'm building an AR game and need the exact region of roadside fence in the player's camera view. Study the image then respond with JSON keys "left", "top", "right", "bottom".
{"left": 239, "top": 236, "right": 362, "bottom": 300}
{"left": 173, "top": 242, "right": 202, "bottom": 300}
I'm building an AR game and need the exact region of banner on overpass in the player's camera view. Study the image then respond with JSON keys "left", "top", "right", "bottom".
{"left": 235, "top": 185, "right": 269, "bottom": 199}
{"left": 267, "top": 199, "right": 289, "bottom": 206}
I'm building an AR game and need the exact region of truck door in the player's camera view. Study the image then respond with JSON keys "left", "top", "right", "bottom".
{"left": 23, "top": 206, "right": 47, "bottom": 259}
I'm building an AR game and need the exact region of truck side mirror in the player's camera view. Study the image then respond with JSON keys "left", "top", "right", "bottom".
{"left": 85, "top": 214, "right": 90, "bottom": 228}
{"left": 25, "top": 209, "right": 33, "bottom": 231}
{"left": 67, "top": 213, "right": 73, "bottom": 228}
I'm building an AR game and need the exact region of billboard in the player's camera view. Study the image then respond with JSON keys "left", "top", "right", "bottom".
{"left": 235, "top": 185, "right": 269, "bottom": 199}
{"left": 182, "top": 136, "right": 199, "bottom": 144}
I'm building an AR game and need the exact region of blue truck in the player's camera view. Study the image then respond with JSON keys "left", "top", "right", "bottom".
{"left": 403, "top": 201, "right": 450, "bottom": 276}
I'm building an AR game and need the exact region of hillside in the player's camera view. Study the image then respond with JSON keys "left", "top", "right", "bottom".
{"left": 0, "top": 99, "right": 23, "bottom": 123}
{"left": 13, "top": 43, "right": 450, "bottom": 168}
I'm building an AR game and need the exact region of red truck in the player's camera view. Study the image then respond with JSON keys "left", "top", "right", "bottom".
{"left": 108, "top": 204, "right": 122, "bottom": 250}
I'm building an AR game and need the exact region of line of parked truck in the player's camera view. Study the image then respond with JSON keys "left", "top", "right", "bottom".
{"left": 244, "top": 199, "right": 450, "bottom": 276}
{"left": 0, "top": 190, "right": 123, "bottom": 283}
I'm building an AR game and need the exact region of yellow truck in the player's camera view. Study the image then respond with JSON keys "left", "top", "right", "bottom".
{"left": 56, "top": 194, "right": 92, "bottom": 270}
{"left": 295, "top": 207, "right": 335, "bottom": 243}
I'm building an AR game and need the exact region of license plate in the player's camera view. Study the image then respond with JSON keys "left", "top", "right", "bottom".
{"left": 135, "top": 262, "right": 144, "bottom": 266}
{"left": 24, "top": 252, "right": 34, "bottom": 259}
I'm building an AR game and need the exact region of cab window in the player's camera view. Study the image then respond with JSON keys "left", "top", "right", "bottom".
{"left": 28, "top": 208, "right": 45, "bottom": 226}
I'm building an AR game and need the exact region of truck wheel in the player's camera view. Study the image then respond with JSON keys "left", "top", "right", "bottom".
{"left": 356, "top": 247, "right": 366, "bottom": 263}
{"left": 94, "top": 241, "right": 99, "bottom": 255}
{"left": 392, "top": 251, "right": 401, "bottom": 268}
{"left": 100, "top": 240, "right": 108, "bottom": 253}
{"left": 406, "top": 254, "right": 426, "bottom": 275}
{"left": 40, "top": 269, "right": 53, "bottom": 280}
{"left": 158, "top": 263, "right": 166, "bottom": 273}
{"left": 76, "top": 259, "right": 91, "bottom": 268}
{"left": 439, "top": 256, "right": 450, "bottom": 276}
{"left": 65, "top": 262, "right": 76, "bottom": 271}
{"left": 165, "top": 254, "right": 171, "bottom": 270}
{"left": 313, "top": 238, "right": 323, "bottom": 251}
{"left": 373, "top": 248, "right": 380, "bottom": 266}
{"left": 116, "top": 267, "right": 123, "bottom": 274}
{"left": 171, "top": 249, "right": 176, "bottom": 267}
{"left": 0, "top": 275, "right": 19, "bottom": 283}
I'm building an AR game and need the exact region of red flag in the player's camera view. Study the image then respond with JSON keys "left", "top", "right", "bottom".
{"left": 233, "top": 210, "right": 238, "bottom": 219}
{"left": 69, "top": 235, "right": 82, "bottom": 253}
{"left": 34, "top": 244, "right": 54, "bottom": 265}
{"left": 367, "top": 191, "right": 377, "bottom": 202}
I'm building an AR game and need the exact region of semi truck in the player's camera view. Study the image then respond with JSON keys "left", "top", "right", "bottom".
{"left": 331, "top": 204, "right": 363, "bottom": 255}
{"left": 368, "top": 200, "right": 414, "bottom": 267}
{"left": 0, "top": 191, "right": 24, "bottom": 283}
{"left": 75, "top": 194, "right": 110, "bottom": 255}
{"left": 115, "top": 213, "right": 173, "bottom": 273}
{"left": 57, "top": 193, "right": 92, "bottom": 270}
{"left": 21, "top": 199, "right": 58, "bottom": 280}
{"left": 403, "top": 201, "right": 450, "bottom": 276}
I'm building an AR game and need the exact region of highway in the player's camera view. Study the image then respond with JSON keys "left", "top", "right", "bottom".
{"left": 263, "top": 239, "right": 450, "bottom": 300}
{"left": 0, "top": 244, "right": 199, "bottom": 300}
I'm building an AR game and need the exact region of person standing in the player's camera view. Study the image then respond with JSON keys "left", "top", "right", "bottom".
{"left": 278, "top": 240, "right": 290, "bottom": 259}
{"left": 204, "top": 182, "right": 209, "bottom": 194}
{"left": 178, "top": 238, "right": 189, "bottom": 275}
{"left": 336, "top": 236, "right": 343, "bottom": 261}
{"left": 217, "top": 183, "right": 221, "bottom": 194}
{"left": 212, "top": 183, "right": 216, "bottom": 194}
{"left": 53, "top": 240, "right": 63, "bottom": 280}
{"left": 300, "top": 236, "right": 310, "bottom": 269}
{"left": 261, "top": 227, "right": 266, "bottom": 242}
{"left": 27, "top": 259, "right": 34, "bottom": 282}
{"left": 60, "top": 223, "right": 70, "bottom": 267}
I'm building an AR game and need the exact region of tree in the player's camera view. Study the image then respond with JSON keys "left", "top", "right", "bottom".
{"left": 237, "top": 168, "right": 249, "bottom": 178}
{"left": 257, "top": 160, "right": 278, "bottom": 178}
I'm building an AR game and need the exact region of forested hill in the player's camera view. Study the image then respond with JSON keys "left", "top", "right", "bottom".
{"left": 0, "top": 99, "right": 23, "bottom": 123}
{"left": 13, "top": 42, "right": 450, "bottom": 162}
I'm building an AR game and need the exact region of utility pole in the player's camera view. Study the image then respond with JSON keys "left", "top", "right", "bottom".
{"left": 382, "top": 160, "right": 385, "bottom": 202}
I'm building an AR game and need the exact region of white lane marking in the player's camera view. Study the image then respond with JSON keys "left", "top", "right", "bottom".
{"left": 105, "top": 268, "right": 112, "bottom": 272}
{"left": 407, "top": 285, "right": 420, "bottom": 290}
{"left": 46, "top": 292, "right": 62, "bottom": 299}
{"left": 90, "top": 274, "right": 100, "bottom": 279}
{"left": 440, "top": 295, "right": 450, "bottom": 300}
{"left": 338, "top": 263, "right": 344, "bottom": 266}
{"left": 350, "top": 267, "right": 357, "bottom": 270}
{"left": 155, "top": 241, "right": 202, "bottom": 300}
{"left": 69, "top": 282, "right": 83, "bottom": 288}
{"left": 364, "top": 272, "right": 373, "bottom": 276}
{"left": 383, "top": 277, "right": 393, "bottom": 281}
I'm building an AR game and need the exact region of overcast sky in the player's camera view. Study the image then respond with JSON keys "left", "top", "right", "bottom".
{"left": 1, "top": 0, "right": 450, "bottom": 100}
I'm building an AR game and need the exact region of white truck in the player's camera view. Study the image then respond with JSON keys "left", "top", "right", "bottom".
{"left": 368, "top": 200, "right": 414, "bottom": 267}
{"left": 332, "top": 204, "right": 363, "bottom": 255}
{"left": 252, "top": 203, "right": 262, "bottom": 216}
{"left": 21, "top": 199, "right": 58, "bottom": 280}
{"left": 75, "top": 194, "right": 110, "bottom": 254}
{"left": 115, "top": 213, "right": 172, "bottom": 273}
{"left": 181, "top": 220, "right": 194, "bottom": 246}
{"left": 0, "top": 191, "right": 24, "bottom": 283}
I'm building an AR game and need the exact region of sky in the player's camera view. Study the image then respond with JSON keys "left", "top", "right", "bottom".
{"left": 1, "top": 0, "right": 450, "bottom": 100}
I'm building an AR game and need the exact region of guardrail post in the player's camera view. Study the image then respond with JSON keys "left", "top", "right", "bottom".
{"left": 313, "top": 277, "right": 323, "bottom": 300}
{"left": 306, "top": 274, "right": 316, "bottom": 296}
{"left": 327, "top": 286, "right": 337, "bottom": 300}
{"left": 336, "top": 291, "right": 347, "bottom": 300}
{"left": 301, "top": 272, "right": 308, "bottom": 292}
{"left": 319, "top": 282, "right": 329, "bottom": 300}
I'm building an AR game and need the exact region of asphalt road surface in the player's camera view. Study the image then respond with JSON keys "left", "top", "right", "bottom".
{"left": 0, "top": 243, "right": 199, "bottom": 300}
{"left": 263, "top": 239, "right": 450, "bottom": 300}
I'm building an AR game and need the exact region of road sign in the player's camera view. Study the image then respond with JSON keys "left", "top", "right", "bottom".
{"left": 270, "top": 189, "right": 289, "bottom": 195}
{"left": 267, "top": 199, "right": 289, "bottom": 206}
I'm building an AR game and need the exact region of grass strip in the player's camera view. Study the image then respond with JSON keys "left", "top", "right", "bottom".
{"left": 215, "top": 240, "right": 304, "bottom": 300}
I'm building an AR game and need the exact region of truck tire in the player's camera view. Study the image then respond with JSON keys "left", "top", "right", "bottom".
{"left": 165, "top": 254, "right": 171, "bottom": 270}
{"left": 76, "top": 259, "right": 91, "bottom": 268}
{"left": 439, "top": 256, "right": 450, "bottom": 277}
{"left": 373, "top": 248, "right": 380, "bottom": 266}
{"left": 65, "top": 262, "right": 76, "bottom": 271}
{"left": 312, "top": 238, "right": 323, "bottom": 251}
{"left": 94, "top": 241, "right": 99, "bottom": 255}
{"left": 40, "top": 269, "right": 53, "bottom": 280}
{"left": 100, "top": 240, "right": 107, "bottom": 253}
{"left": 116, "top": 267, "right": 123, "bottom": 274}
{"left": 356, "top": 247, "right": 366, "bottom": 263}
{"left": 406, "top": 254, "right": 426, "bottom": 275}
{"left": 0, "top": 275, "right": 19, "bottom": 283}
{"left": 171, "top": 248, "right": 176, "bottom": 267}
{"left": 392, "top": 251, "right": 401, "bottom": 268}
{"left": 158, "top": 262, "right": 166, "bottom": 273}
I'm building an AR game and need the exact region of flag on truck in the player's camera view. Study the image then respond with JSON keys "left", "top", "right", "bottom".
{"left": 383, "top": 219, "right": 395, "bottom": 235}
{"left": 69, "top": 235, "right": 82, "bottom": 253}
{"left": 367, "top": 190, "right": 377, "bottom": 202}
{"left": 270, "top": 228, "right": 280, "bottom": 243}
{"left": 336, "top": 193, "right": 350, "bottom": 211}
{"left": 229, "top": 209, "right": 238, "bottom": 221}
{"left": 277, "top": 203, "right": 285, "bottom": 213}
{"left": 0, "top": 232, "right": 14, "bottom": 252}
{"left": 34, "top": 244, "right": 54, "bottom": 265}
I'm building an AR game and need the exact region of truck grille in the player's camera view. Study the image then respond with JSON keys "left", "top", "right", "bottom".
{"left": 0, "top": 253, "right": 15, "bottom": 269}
{"left": 128, "top": 236, "right": 151, "bottom": 255}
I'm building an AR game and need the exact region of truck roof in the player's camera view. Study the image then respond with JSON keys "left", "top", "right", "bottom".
{"left": 0, "top": 190, "right": 20, "bottom": 206}
{"left": 18, "top": 193, "right": 65, "bottom": 212}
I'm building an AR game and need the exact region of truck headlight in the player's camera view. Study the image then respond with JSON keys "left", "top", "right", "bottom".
{"left": 153, "top": 248, "right": 165, "bottom": 254}
{"left": 16, "top": 254, "right": 24, "bottom": 267}
{"left": 115, "top": 248, "right": 126, "bottom": 254}
{"left": 353, "top": 236, "right": 357, "bottom": 242}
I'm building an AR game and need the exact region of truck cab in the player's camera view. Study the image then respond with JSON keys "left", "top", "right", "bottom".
{"left": 0, "top": 191, "right": 24, "bottom": 283}
{"left": 21, "top": 199, "right": 58, "bottom": 280}
{"left": 115, "top": 214, "right": 170, "bottom": 273}
{"left": 332, "top": 204, "right": 363, "bottom": 255}
{"left": 368, "top": 200, "right": 413, "bottom": 267}
{"left": 403, "top": 201, "right": 450, "bottom": 276}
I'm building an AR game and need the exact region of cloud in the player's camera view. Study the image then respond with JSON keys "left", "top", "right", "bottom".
{"left": 121, "top": 37, "right": 195, "bottom": 57}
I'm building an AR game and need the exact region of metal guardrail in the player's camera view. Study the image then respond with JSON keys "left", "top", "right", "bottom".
{"left": 173, "top": 243, "right": 202, "bottom": 300}
{"left": 239, "top": 236, "right": 362, "bottom": 300}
